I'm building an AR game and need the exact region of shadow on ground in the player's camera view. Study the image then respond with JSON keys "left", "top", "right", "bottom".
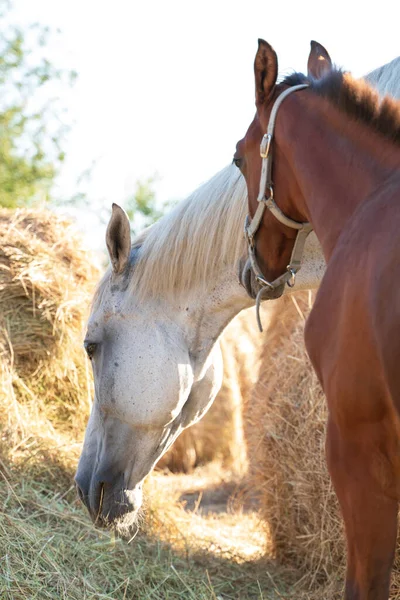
{"left": 0, "top": 449, "right": 327, "bottom": 599}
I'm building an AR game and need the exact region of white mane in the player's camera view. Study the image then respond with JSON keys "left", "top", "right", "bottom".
{"left": 365, "top": 55, "right": 400, "bottom": 99}
{"left": 127, "top": 164, "right": 247, "bottom": 301}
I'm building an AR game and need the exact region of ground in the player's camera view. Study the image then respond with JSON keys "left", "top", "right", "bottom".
{"left": 0, "top": 456, "right": 296, "bottom": 600}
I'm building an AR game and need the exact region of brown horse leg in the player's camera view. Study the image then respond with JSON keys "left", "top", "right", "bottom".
{"left": 326, "top": 417, "right": 398, "bottom": 600}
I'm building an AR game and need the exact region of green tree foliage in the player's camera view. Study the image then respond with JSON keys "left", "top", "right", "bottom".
{"left": 124, "top": 174, "right": 175, "bottom": 234}
{"left": 125, "top": 175, "right": 164, "bottom": 232}
{"left": 0, "top": 2, "right": 76, "bottom": 207}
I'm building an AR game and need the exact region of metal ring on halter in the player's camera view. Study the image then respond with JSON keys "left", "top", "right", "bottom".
{"left": 256, "top": 273, "right": 274, "bottom": 289}
{"left": 286, "top": 267, "right": 296, "bottom": 288}
{"left": 263, "top": 185, "right": 274, "bottom": 202}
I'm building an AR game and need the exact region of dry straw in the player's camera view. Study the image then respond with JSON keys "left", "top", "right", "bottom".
{"left": 0, "top": 208, "right": 101, "bottom": 470}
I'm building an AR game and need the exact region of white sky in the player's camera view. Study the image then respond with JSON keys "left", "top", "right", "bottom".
{"left": 10, "top": 0, "right": 400, "bottom": 247}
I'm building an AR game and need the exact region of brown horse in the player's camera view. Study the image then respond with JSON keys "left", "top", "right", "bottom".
{"left": 234, "top": 40, "right": 400, "bottom": 599}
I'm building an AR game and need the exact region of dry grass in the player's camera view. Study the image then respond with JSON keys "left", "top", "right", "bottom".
{"left": 0, "top": 460, "right": 292, "bottom": 600}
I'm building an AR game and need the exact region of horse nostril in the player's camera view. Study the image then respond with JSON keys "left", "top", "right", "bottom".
{"left": 95, "top": 482, "right": 105, "bottom": 524}
{"left": 74, "top": 473, "right": 90, "bottom": 507}
{"left": 76, "top": 482, "right": 85, "bottom": 503}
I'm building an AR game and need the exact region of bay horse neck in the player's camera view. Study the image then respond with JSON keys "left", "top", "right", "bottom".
{"left": 271, "top": 88, "right": 400, "bottom": 260}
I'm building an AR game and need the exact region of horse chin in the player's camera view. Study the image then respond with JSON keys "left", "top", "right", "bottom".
{"left": 239, "top": 258, "right": 258, "bottom": 299}
{"left": 110, "top": 508, "right": 142, "bottom": 539}
{"left": 91, "top": 483, "right": 144, "bottom": 537}
{"left": 239, "top": 258, "right": 285, "bottom": 301}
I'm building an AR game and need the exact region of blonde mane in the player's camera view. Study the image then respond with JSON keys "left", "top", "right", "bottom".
{"left": 93, "top": 164, "right": 248, "bottom": 307}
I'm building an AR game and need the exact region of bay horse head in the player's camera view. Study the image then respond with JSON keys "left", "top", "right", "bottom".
{"left": 235, "top": 40, "right": 332, "bottom": 317}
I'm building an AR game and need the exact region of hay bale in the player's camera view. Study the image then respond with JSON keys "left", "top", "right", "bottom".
{"left": 157, "top": 305, "right": 272, "bottom": 474}
{"left": 246, "top": 293, "right": 400, "bottom": 598}
{"left": 0, "top": 207, "right": 100, "bottom": 462}
{"left": 244, "top": 292, "right": 345, "bottom": 595}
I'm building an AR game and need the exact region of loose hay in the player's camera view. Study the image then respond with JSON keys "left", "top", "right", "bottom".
{"left": 0, "top": 464, "right": 285, "bottom": 600}
{"left": 246, "top": 292, "right": 400, "bottom": 599}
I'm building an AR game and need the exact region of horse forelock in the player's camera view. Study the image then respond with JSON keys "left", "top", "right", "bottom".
{"left": 126, "top": 164, "right": 247, "bottom": 302}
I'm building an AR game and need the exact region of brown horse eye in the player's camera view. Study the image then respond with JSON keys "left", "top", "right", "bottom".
{"left": 85, "top": 342, "right": 97, "bottom": 359}
{"left": 233, "top": 157, "right": 243, "bottom": 170}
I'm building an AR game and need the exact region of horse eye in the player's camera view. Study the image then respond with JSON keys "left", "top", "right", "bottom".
{"left": 85, "top": 342, "right": 97, "bottom": 360}
{"left": 232, "top": 156, "right": 243, "bottom": 170}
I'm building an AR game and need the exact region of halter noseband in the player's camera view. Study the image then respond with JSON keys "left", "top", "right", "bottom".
{"left": 244, "top": 83, "right": 313, "bottom": 331}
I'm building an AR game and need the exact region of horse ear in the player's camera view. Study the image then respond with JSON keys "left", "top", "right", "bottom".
{"left": 254, "top": 39, "right": 278, "bottom": 106}
{"left": 307, "top": 40, "right": 332, "bottom": 79}
{"left": 106, "top": 203, "right": 131, "bottom": 274}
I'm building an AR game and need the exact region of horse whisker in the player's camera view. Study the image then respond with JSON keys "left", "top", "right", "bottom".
{"left": 94, "top": 483, "right": 105, "bottom": 525}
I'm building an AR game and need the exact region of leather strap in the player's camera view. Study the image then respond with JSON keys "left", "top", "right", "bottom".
{"left": 243, "top": 83, "right": 312, "bottom": 331}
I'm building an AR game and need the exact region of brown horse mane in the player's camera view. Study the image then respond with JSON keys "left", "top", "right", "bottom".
{"left": 283, "top": 69, "right": 400, "bottom": 146}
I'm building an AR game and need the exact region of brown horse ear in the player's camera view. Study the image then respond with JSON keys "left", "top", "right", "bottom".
{"left": 106, "top": 203, "right": 131, "bottom": 274}
{"left": 254, "top": 39, "right": 278, "bottom": 106}
{"left": 307, "top": 40, "right": 332, "bottom": 79}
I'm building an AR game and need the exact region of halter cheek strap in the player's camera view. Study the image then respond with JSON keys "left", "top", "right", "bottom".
{"left": 244, "top": 84, "right": 313, "bottom": 331}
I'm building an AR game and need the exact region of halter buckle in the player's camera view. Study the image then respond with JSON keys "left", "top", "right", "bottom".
{"left": 256, "top": 274, "right": 274, "bottom": 289}
{"left": 260, "top": 133, "right": 272, "bottom": 159}
{"left": 244, "top": 215, "right": 255, "bottom": 249}
{"left": 286, "top": 266, "right": 296, "bottom": 288}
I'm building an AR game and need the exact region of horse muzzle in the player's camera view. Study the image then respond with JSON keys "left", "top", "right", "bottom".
{"left": 75, "top": 466, "right": 143, "bottom": 535}
{"left": 240, "top": 257, "right": 285, "bottom": 301}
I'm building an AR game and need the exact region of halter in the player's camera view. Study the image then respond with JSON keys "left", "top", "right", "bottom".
{"left": 244, "top": 84, "right": 313, "bottom": 331}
